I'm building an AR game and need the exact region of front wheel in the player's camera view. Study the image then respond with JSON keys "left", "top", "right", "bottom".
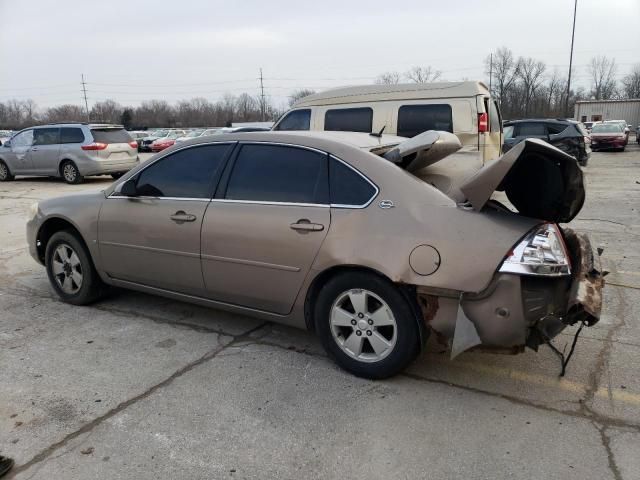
{"left": 45, "top": 230, "right": 105, "bottom": 305}
{"left": 60, "top": 160, "right": 83, "bottom": 184}
{"left": 314, "top": 272, "right": 422, "bottom": 379}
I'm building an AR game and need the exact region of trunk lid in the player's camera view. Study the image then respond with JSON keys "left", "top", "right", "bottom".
{"left": 380, "top": 132, "right": 585, "bottom": 223}
{"left": 90, "top": 127, "right": 137, "bottom": 160}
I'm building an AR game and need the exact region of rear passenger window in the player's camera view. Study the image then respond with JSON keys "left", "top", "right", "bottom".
{"left": 91, "top": 128, "right": 133, "bottom": 144}
{"left": 274, "top": 109, "right": 311, "bottom": 131}
{"left": 33, "top": 128, "right": 60, "bottom": 146}
{"left": 397, "top": 105, "right": 453, "bottom": 138}
{"left": 135, "top": 144, "right": 230, "bottom": 198}
{"left": 546, "top": 123, "right": 568, "bottom": 135}
{"left": 330, "top": 157, "right": 377, "bottom": 206}
{"left": 60, "top": 128, "right": 85, "bottom": 144}
{"left": 324, "top": 108, "right": 373, "bottom": 133}
{"left": 516, "top": 123, "right": 546, "bottom": 136}
{"left": 225, "top": 144, "right": 328, "bottom": 204}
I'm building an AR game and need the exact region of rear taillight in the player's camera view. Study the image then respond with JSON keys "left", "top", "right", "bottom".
{"left": 584, "top": 136, "right": 590, "bottom": 144}
{"left": 499, "top": 223, "right": 571, "bottom": 276}
{"left": 81, "top": 142, "right": 107, "bottom": 151}
{"left": 128, "top": 141, "right": 138, "bottom": 149}
{"left": 478, "top": 112, "right": 488, "bottom": 133}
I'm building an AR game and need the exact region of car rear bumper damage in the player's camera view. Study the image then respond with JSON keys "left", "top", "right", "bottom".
{"left": 415, "top": 228, "right": 604, "bottom": 359}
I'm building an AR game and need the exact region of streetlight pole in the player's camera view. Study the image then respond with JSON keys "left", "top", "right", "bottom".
{"left": 565, "top": 0, "right": 577, "bottom": 118}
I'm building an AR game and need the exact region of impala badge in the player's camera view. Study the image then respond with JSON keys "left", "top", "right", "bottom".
{"left": 379, "top": 200, "right": 395, "bottom": 209}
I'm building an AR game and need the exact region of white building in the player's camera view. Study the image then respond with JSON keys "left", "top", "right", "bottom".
{"left": 574, "top": 99, "right": 640, "bottom": 127}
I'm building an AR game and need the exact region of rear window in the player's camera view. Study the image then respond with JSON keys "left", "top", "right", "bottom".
{"left": 546, "top": 123, "right": 568, "bottom": 135}
{"left": 397, "top": 104, "right": 453, "bottom": 138}
{"left": 324, "top": 108, "right": 373, "bottom": 133}
{"left": 60, "top": 127, "right": 85, "bottom": 144}
{"left": 274, "top": 109, "right": 311, "bottom": 131}
{"left": 516, "top": 123, "right": 545, "bottom": 136}
{"left": 90, "top": 128, "right": 133, "bottom": 144}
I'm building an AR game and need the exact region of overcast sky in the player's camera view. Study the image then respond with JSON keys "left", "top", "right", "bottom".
{"left": 0, "top": 0, "right": 638, "bottom": 109}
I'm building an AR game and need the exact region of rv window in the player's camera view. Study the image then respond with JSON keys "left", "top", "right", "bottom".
{"left": 397, "top": 104, "right": 453, "bottom": 138}
{"left": 273, "top": 109, "right": 311, "bottom": 131}
{"left": 489, "top": 100, "right": 501, "bottom": 132}
{"left": 324, "top": 108, "right": 373, "bottom": 133}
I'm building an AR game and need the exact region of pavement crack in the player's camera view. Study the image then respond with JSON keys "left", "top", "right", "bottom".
{"left": 597, "top": 424, "right": 623, "bottom": 480}
{"left": 7, "top": 322, "right": 270, "bottom": 478}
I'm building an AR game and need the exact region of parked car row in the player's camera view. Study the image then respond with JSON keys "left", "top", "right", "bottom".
{"left": 135, "top": 126, "right": 270, "bottom": 152}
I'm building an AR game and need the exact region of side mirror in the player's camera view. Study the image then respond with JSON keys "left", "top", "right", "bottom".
{"left": 120, "top": 178, "right": 138, "bottom": 196}
{"left": 3, "top": 140, "right": 10, "bottom": 148}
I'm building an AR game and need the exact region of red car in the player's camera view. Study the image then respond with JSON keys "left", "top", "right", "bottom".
{"left": 590, "top": 123, "right": 627, "bottom": 152}
{"left": 150, "top": 133, "right": 181, "bottom": 152}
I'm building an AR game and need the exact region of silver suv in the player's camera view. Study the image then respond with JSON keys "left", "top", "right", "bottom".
{"left": 0, "top": 123, "right": 139, "bottom": 184}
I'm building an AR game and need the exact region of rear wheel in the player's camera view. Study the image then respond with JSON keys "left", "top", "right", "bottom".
{"left": 60, "top": 160, "right": 83, "bottom": 184}
{"left": 45, "top": 230, "right": 104, "bottom": 305}
{"left": 314, "top": 272, "right": 422, "bottom": 379}
{"left": 0, "top": 160, "right": 14, "bottom": 181}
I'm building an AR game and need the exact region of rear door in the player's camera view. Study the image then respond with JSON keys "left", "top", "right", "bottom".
{"left": 99, "top": 143, "right": 232, "bottom": 295}
{"left": 90, "top": 127, "right": 136, "bottom": 162}
{"left": 31, "top": 127, "right": 61, "bottom": 174}
{"left": 200, "top": 143, "right": 330, "bottom": 314}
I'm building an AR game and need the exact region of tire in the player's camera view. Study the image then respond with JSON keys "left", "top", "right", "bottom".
{"left": 314, "top": 272, "right": 422, "bottom": 379}
{"left": 110, "top": 172, "right": 125, "bottom": 179}
{"left": 60, "top": 160, "right": 83, "bottom": 184}
{"left": 0, "top": 160, "right": 14, "bottom": 181}
{"left": 45, "top": 230, "right": 104, "bottom": 305}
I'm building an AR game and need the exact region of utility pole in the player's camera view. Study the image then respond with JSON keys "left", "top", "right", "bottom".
{"left": 259, "top": 68, "right": 266, "bottom": 122}
{"left": 81, "top": 74, "right": 90, "bottom": 122}
{"left": 565, "top": 0, "right": 578, "bottom": 118}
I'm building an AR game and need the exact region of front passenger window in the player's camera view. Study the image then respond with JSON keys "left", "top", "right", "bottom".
{"left": 135, "top": 144, "right": 230, "bottom": 198}
{"left": 11, "top": 130, "right": 34, "bottom": 148}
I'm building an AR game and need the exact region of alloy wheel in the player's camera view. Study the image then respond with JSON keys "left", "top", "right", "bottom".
{"left": 330, "top": 288, "right": 397, "bottom": 363}
{"left": 0, "top": 162, "right": 7, "bottom": 180}
{"left": 51, "top": 243, "right": 83, "bottom": 294}
{"left": 63, "top": 163, "right": 77, "bottom": 183}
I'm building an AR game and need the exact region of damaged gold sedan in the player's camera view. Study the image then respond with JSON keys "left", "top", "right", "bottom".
{"left": 26, "top": 130, "right": 604, "bottom": 378}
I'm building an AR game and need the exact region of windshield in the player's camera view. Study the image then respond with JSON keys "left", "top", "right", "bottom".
{"left": 592, "top": 124, "right": 622, "bottom": 133}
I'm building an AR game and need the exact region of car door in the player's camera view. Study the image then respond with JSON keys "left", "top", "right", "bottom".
{"left": 545, "top": 123, "right": 575, "bottom": 156}
{"left": 98, "top": 143, "right": 232, "bottom": 295}
{"left": 200, "top": 143, "right": 330, "bottom": 314}
{"left": 505, "top": 122, "right": 547, "bottom": 151}
{"left": 31, "top": 127, "right": 61, "bottom": 174}
{"left": 6, "top": 129, "right": 34, "bottom": 173}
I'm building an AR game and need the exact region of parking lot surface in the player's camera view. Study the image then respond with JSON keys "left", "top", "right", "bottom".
{"left": 1, "top": 147, "right": 639, "bottom": 479}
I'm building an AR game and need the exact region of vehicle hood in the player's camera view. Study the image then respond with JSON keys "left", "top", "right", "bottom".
{"left": 459, "top": 138, "right": 585, "bottom": 223}
{"left": 380, "top": 131, "right": 585, "bottom": 224}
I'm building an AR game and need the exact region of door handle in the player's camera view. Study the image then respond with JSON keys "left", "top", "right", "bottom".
{"left": 31, "top": 147, "right": 39, "bottom": 151}
{"left": 170, "top": 211, "right": 197, "bottom": 223}
{"left": 290, "top": 219, "right": 324, "bottom": 232}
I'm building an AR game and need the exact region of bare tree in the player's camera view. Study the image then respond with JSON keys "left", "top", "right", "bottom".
{"left": 91, "top": 99, "right": 123, "bottom": 124}
{"left": 588, "top": 56, "right": 617, "bottom": 100}
{"left": 42, "top": 104, "right": 86, "bottom": 124}
{"left": 517, "top": 57, "right": 546, "bottom": 115}
{"left": 621, "top": 64, "right": 640, "bottom": 99}
{"left": 374, "top": 72, "right": 401, "bottom": 85}
{"left": 288, "top": 89, "right": 316, "bottom": 106}
{"left": 485, "top": 47, "right": 520, "bottom": 108}
{"left": 405, "top": 66, "right": 441, "bottom": 83}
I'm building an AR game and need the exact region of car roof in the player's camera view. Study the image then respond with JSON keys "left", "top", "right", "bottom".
{"left": 293, "top": 81, "right": 490, "bottom": 107}
{"left": 186, "top": 130, "right": 406, "bottom": 151}
{"left": 504, "top": 118, "right": 576, "bottom": 125}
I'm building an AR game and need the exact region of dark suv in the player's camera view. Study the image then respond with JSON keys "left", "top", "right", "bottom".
{"left": 503, "top": 119, "right": 590, "bottom": 166}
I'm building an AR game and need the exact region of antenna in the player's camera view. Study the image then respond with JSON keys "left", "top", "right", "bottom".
{"left": 259, "top": 68, "right": 265, "bottom": 121}
{"left": 81, "top": 74, "right": 90, "bottom": 122}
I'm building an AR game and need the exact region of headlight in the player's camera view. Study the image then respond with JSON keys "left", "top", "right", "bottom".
{"left": 27, "top": 202, "right": 39, "bottom": 220}
{"left": 499, "top": 223, "right": 571, "bottom": 276}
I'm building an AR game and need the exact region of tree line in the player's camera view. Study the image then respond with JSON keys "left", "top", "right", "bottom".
{"left": 0, "top": 91, "right": 312, "bottom": 130}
